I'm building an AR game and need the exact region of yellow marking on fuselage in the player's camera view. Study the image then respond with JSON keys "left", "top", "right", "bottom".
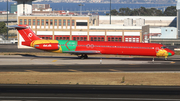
{"left": 49, "top": 46, "right": 63, "bottom": 53}
{"left": 156, "top": 49, "right": 168, "bottom": 57}
{"left": 30, "top": 40, "right": 58, "bottom": 47}
{"left": 30, "top": 40, "right": 63, "bottom": 53}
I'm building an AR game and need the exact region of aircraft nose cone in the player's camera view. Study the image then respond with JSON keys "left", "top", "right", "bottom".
{"left": 165, "top": 48, "right": 175, "bottom": 56}
{"left": 170, "top": 51, "right": 175, "bottom": 56}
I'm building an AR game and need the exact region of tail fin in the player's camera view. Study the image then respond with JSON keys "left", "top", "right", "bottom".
{"left": 7, "top": 25, "right": 41, "bottom": 41}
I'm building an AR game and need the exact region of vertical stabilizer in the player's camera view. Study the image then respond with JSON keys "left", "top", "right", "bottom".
{"left": 8, "top": 25, "right": 41, "bottom": 41}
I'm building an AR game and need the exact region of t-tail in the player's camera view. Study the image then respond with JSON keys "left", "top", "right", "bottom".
{"left": 7, "top": 25, "right": 41, "bottom": 46}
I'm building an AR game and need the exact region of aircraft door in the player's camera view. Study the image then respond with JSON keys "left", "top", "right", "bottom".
{"left": 155, "top": 47, "right": 160, "bottom": 53}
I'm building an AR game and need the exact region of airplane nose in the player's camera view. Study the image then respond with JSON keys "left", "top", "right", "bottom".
{"left": 165, "top": 48, "right": 175, "bottom": 56}
{"left": 170, "top": 51, "right": 175, "bottom": 56}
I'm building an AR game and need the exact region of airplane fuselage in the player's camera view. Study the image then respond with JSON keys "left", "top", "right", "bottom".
{"left": 29, "top": 40, "right": 174, "bottom": 57}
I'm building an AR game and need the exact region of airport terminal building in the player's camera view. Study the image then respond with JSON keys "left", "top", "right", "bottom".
{"left": 18, "top": 15, "right": 142, "bottom": 48}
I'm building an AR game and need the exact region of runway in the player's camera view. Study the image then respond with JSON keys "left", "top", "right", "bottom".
{"left": 0, "top": 55, "right": 180, "bottom": 72}
{"left": 0, "top": 85, "right": 180, "bottom": 101}
{"left": 1, "top": 64, "right": 180, "bottom": 72}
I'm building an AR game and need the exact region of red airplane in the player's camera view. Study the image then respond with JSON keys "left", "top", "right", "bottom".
{"left": 8, "top": 25, "right": 175, "bottom": 60}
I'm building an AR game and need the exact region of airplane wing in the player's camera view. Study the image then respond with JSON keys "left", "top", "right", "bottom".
{"left": 63, "top": 51, "right": 101, "bottom": 55}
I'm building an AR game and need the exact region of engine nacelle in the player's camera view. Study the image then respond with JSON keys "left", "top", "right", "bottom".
{"left": 34, "top": 43, "right": 59, "bottom": 50}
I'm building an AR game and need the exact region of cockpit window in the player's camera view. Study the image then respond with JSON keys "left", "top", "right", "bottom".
{"left": 161, "top": 45, "right": 167, "bottom": 49}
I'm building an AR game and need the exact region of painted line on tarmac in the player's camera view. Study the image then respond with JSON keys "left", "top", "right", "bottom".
{"left": 25, "top": 70, "right": 38, "bottom": 72}
{"left": 0, "top": 96, "right": 180, "bottom": 101}
{"left": 109, "top": 69, "right": 119, "bottom": 72}
{"left": 52, "top": 60, "right": 57, "bottom": 62}
{"left": 68, "top": 69, "right": 82, "bottom": 72}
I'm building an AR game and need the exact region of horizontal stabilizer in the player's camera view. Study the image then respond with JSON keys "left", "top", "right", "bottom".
{"left": 7, "top": 25, "right": 27, "bottom": 29}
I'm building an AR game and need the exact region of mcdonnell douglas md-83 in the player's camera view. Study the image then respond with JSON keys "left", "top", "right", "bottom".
{"left": 8, "top": 25, "right": 175, "bottom": 60}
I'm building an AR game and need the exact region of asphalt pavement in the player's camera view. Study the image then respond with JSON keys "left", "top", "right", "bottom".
{"left": 1, "top": 85, "right": 180, "bottom": 101}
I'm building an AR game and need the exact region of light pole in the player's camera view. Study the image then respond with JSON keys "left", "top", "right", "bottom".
{"left": 110, "top": 0, "right": 111, "bottom": 24}
{"left": 79, "top": 3, "right": 84, "bottom": 15}
{"left": 7, "top": 0, "right": 8, "bottom": 40}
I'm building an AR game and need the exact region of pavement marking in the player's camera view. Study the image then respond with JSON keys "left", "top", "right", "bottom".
{"left": 109, "top": 69, "right": 119, "bottom": 72}
{"left": 25, "top": 70, "right": 37, "bottom": 72}
{"left": 68, "top": 69, "right": 82, "bottom": 72}
{"left": 171, "top": 62, "right": 176, "bottom": 64}
{"left": 52, "top": 60, "right": 57, "bottom": 62}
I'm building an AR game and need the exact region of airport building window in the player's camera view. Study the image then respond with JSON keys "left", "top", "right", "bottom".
{"left": 107, "top": 36, "right": 122, "bottom": 42}
{"left": 68, "top": 20, "right": 70, "bottom": 26}
{"left": 73, "top": 36, "right": 87, "bottom": 41}
{"left": 24, "top": 19, "right": 27, "bottom": 25}
{"left": 46, "top": 19, "right": 49, "bottom": 25}
{"left": 63, "top": 19, "right": 66, "bottom": 26}
{"left": 50, "top": 19, "right": 53, "bottom": 25}
{"left": 90, "top": 36, "right": 105, "bottom": 41}
{"left": 72, "top": 20, "right": 75, "bottom": 26}
{"left": 76, "top": 22, "right": 87, "bottom": 26}
{"left": 33, "top": 19, "right": 35, "bottom": 25}
{"left": 41, "top": 19, "right": 44, "bottom": 26}
{"left": 55, "top": 35, "right": 69, "bottom": 40}
{"left": 124, "top": 36, "right": 139, "bottom": 43}
{"left": 19, "top": 19, "right": 22, "bottom": 25}
{"left": 37, "top": 35, "right": 52, "bottom": 40}
{"left": 37, "top": 19, "right": 40, "bottom": 25}
{"left": 28, "top": 19, "right": 31, "bottom": 26}
{"left": 59, "top": 20, "right": 61, "bottom": 26}
{"left": 54, "top": 19, "right": 57, "bottom": 26}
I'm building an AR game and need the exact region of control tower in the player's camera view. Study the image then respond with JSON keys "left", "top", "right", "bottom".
{"left": 177, "top": 0, "right": 180, "bottom": 38}
{"left": 13, "top": 0, "right": 36, "bottom": 16}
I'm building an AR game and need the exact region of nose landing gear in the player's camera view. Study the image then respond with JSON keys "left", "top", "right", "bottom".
{"left": 165, "top": 56, "right": 168, "bottom": 61}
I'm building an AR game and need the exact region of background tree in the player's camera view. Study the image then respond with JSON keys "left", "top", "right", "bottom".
{"left": 148, "top": 8, "right": 163, "bottom": 16}
{"left": 163, "top": 6, "right": 177, "bottom": 16}
{"left": 107, "top": 6, "right": 176, "bottom": 16}
{"left": 0, "top": 22, "right": 8, "bottom": 36}
{"left": 119, "top": 7, "right": 132, "bottom": 16}
{"left": 138, "top": 7, "right": 150, "bottom": 16}
{"left": 110, "top": 9, "right": 119, "bottom": 15}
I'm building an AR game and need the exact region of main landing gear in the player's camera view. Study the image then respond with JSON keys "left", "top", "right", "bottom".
{"left": 79, "top": 54, "right": 88, "bottom": 59}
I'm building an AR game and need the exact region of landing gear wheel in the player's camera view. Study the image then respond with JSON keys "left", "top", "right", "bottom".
{"left": 80, "top": 54, "right": 88, "bottom": 59}
{"left": 84, "top": 54, "right": 88, "bottom": 59}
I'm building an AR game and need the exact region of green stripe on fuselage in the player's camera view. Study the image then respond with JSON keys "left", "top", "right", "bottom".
{"left": 57, "top": 40, "right": 77, "bottom": 52}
